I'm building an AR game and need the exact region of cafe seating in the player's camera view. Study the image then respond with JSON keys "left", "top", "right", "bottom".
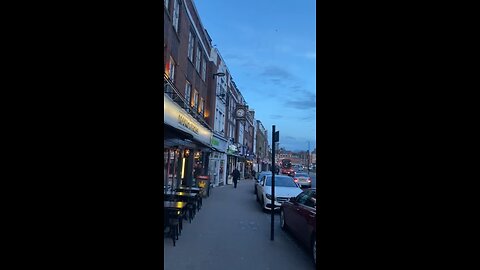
{"left": 167, "top": 210, "right": 180, "bottom": 246}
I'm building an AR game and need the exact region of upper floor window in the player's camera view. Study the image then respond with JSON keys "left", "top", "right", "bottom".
{"left": 184, "top": 80, "right": 192, "bottom": 105}
{"left": 165, "top": 56, "right": 175, "bottom": 82}
{"left": 164, "top": 0, "right": 169, "bottom": 11}
{"left": 188, "top": 31, "right": 195, "bottom": 62}
{"left": 192, "top": 89, "right": 199, "bottom": 109}
{"left": 201, "top": 57, "right": 206, "bottom": 81}
{"left": 195, "top": 44, "right": 201, "bottom": 72}
{"left": 172, "top": 0, "right": 180, "bottom": 33}
{"left": 199, "top": 97, "right": 204, "bottom": 114}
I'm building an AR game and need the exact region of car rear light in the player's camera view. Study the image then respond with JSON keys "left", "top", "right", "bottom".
{"left": 294, "top": 178, "right": 298, "bottom": 182}
{"left": 307, "top": 179, "right": 311, "bottom": 182}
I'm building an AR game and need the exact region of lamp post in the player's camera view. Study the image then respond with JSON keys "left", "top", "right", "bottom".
{"left": 213, "top": 72, "right": 226, "bottom": 79}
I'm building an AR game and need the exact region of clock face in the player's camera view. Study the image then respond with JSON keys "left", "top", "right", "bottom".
{"left": 236, "top": 108, "right": 245, "bottom": 117}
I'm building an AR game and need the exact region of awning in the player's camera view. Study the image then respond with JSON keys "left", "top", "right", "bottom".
{"left": 164, "top": 124, "right": 213, "bottom": 151}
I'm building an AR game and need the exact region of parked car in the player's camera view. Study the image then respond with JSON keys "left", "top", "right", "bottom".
{"left": 254, "top": 171, "right": 272, "bottom": 195}
{"left": 255, "top": 175, "right": 303, "bottom": 211}
{"left": 293, "top": 172, "right": 312, "bottom": 188}
{"left": 280, "top": 188, "right": 316, "bottom": 265}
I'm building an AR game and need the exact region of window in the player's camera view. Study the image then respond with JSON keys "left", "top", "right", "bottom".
{"left": 165, "top": 56, "right": 175, "bottom": 82}
{"left": 188, "top": 31, "right": 195, "bottom": 62}
{"left": 192, "top": 89, "right": 198, "bottom": 109}
{"left": 195, "top": 44, "right": 201, "bottom": 72}
{"left": 201, "top": 57, "right": 206, "bottom": 81}
{"left": 305, "top": 191, "right": 316, "bottom": 208}
{"left": 198, "top": 97, "right": 204, "bottom": 114}
{"left": 184, "top": 81, "right": 191, "bottom": 105}
{"left": 172, "top": 0, "right": 180, "bottom": 33}
{"left": 265, "top": 176, "right": 297, "bottom": 187}
{"left": 296, "top": 192, "right": 310, "bottom": 204}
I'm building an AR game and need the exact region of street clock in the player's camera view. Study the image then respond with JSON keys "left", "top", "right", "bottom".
{"left": 235, "top": 107, "right": 245, "bottom": 118}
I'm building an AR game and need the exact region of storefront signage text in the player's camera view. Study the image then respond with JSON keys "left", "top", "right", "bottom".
{"left": 178, "top": 114, "right": 199, "bottom": 134}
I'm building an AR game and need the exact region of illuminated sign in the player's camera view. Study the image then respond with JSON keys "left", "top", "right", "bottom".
{"left": 178, "top": 114, "right": 199, "bottom": 134}
{"left": 164, "top": 93, "right": 212, "bottom": 146}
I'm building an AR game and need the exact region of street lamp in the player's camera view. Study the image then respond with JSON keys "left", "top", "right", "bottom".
{"left": 213, "top": 72, "right": 226, "bottom": 79}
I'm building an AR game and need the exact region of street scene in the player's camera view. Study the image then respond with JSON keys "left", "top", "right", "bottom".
{"left": 164, "top": 175, "right": 316, "bottom": 270}
{"left": 164, "top": 0, "right": 316, "bottom": 268}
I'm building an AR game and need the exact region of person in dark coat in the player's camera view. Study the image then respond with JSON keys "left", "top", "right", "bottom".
{"left": 232, "top": 168, "right": 240, "bottom": 188}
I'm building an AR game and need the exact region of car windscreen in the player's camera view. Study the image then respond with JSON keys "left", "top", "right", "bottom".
{"left": 295, "top": 173, "right": 309, "bottom": 177}
{"left": 265, "top": 176, "right": 298, "bottom": 187}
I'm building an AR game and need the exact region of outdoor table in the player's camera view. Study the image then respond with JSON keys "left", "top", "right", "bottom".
{"left": 176, "top": 186, "right": 201, "bottom": 192}
{"left": 164, "top": 192, "right": 198, "bottom": 221}
{"left": 164, "top": 201, "right": 188, "bottom": 209}
{"left": 163, "top": 201, "right": 187, "bottom": 246}
{"left": 176, "top": 187, "right": 203, "bottom": 209}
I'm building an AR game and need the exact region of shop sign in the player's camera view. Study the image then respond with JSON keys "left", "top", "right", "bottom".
{"left": 178, "top": 114, "right": 199, "bottom": 134}
{"left": 227, "top": 144, "right": 238, "bottom": 155}
{"left": 211, "top": 134, "right": 227, "bottom": 152}
{"left": 164, "top": 93, "right": 212, "bottom": 146}
{"left": 211, "top": 137, "right": 220, "bottom": 146}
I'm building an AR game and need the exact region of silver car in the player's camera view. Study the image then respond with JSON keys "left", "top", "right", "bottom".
{"left": 254, "top": 171, "right": 272, "bottom": 195}
{"left": 293, "top": 172, "right": 312, "bottom": 188}
{"left": 256, "top": 175, "right": 303, "bottom": 211}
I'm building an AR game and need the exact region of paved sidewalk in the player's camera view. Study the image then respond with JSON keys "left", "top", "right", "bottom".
{"left": 164, "top": 178, "right": 315, "bottom": 270}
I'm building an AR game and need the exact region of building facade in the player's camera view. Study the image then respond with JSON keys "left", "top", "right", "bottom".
{"left": 255, "top": 120, "right": 268, "bottom": 172}
{"left": 164, "top": 0, "right": 215, "bottom": 189}
{"left": 208, "top": 48, "right": 229, "bottom": 186}
{"left": 164, "top": 0, "right": 271, "bottom": 187}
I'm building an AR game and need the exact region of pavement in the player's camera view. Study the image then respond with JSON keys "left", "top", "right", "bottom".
{"left": 164, "top": 178, "right": 316, "bottom": 270}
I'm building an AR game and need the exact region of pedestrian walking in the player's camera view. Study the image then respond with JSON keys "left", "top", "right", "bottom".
{"left": 232, "top": 168, "right": 240, "bottom": 188}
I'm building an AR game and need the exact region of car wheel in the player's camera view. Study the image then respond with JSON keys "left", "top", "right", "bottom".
{"left": 312, "top": 236, "right": 316, "bottom": 265}
{"left": 254, "top": 186, "right": 257, "bottom": 194}
{"left": 280, "top": 209, "right": 287, "bottom": 231}
{"left": 261, "top": 197, "right": 266, "bottom": 212}
{"left": 256, "top": 192, "right": 259, "bottom": 202}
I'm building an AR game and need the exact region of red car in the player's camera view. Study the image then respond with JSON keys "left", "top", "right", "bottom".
{"left": 281, "top": 167, "right": 295, "bottom": 176}
{"left": 280, "top": 188, "right": 317, "bottom": 265}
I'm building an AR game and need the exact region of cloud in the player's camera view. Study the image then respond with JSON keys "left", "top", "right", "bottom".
{"left": 261, "top": 66, "right": 294, "bottom": 80}
{"left": 283, "top": 88, "right": 316, "bottom": 110}
{"left": 270, "top": 114, "right": 284, "bottom": 119}
{"left": 287, "top": 99, "right": 316, "bottom": 110}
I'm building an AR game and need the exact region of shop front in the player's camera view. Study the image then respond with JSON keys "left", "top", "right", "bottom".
{"left": 208, "top": 134, "right": 227, "bottom": 187}
{"left": 237, "top": 144, "right": 247, "bottom": 180}
{"left": 245, "top": 149, "right": 255, "bottom": 179}
{"left": 226, "top": 144, "right": 240, "bottom": 185}
{"left": 164, "top": 93, "right": 213, "bottom": 191}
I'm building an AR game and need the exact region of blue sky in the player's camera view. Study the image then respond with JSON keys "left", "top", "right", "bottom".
{"left": 195, "top": 0, "right": 316, "bottom": 152}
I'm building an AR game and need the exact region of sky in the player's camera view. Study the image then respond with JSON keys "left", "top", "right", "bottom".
{"left": 194, "top": 0, "right": 316, "bottom": 152}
